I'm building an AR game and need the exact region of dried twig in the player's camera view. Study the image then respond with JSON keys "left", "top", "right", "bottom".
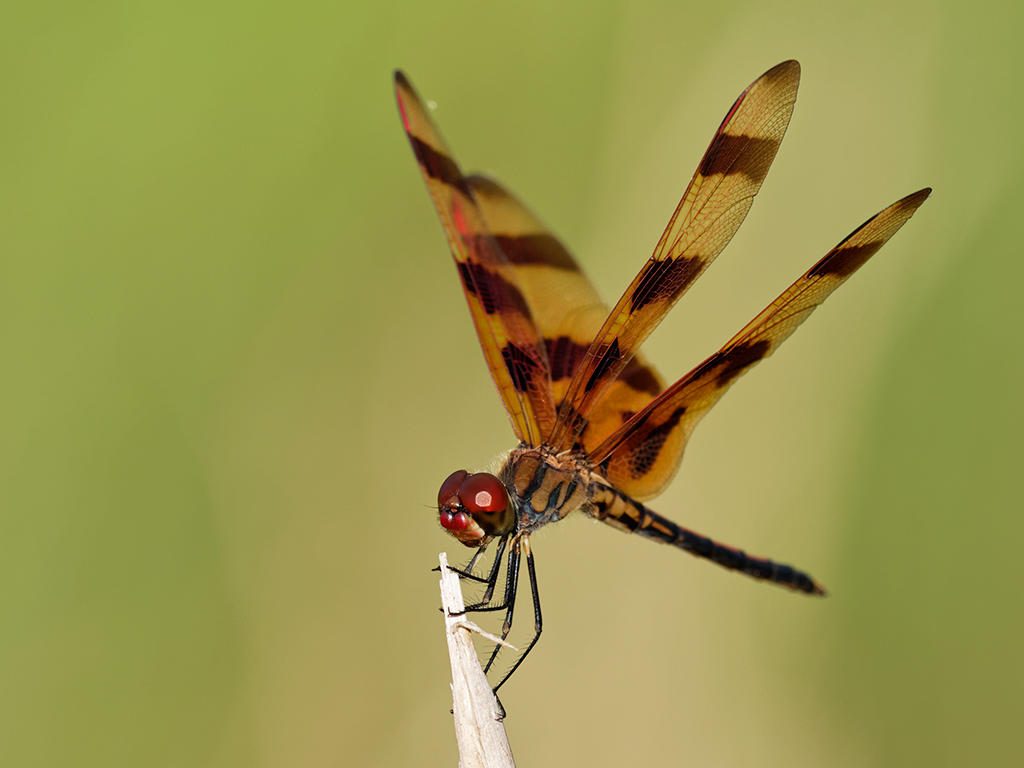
{"left": 438, "top": 552, "right": 515, "bottom": 768}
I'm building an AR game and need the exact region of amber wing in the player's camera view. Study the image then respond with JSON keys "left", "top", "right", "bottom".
{"left": 549, "top": 60, "right": 802, "bottom": 453}
{"left": 394, "top": 72, "right": 555, "bottom": 445}
{"left": 590, "top": 188, "right": 932, "bottom": 501}
{"left": 464, "top": 175, "right": 666, "bottom": 447}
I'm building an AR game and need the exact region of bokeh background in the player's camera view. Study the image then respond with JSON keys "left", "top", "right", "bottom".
{"left": 3, "top": 1, "right": 1022, "bottom": 766}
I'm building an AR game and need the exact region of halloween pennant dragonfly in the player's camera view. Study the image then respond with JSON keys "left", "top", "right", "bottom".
{"left": 396, "top": 61, "right": 929, "bottom": 696}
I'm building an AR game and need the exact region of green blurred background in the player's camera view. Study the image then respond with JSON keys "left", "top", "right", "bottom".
{"left": 2, "top": 1, "right": 1022, "bottom": 766}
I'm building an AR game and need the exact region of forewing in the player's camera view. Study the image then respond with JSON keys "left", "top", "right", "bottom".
{"left": 591, "top": 188, "right": 931, "bottom": 500}
{"left": 549, "top": 60, "right": 801, "bottom": 452}
{"left": 466, "top": 175, "right": 665, "bottom": 445}
{"left": 395, "top": 72, "right": 555, "bottom": 445}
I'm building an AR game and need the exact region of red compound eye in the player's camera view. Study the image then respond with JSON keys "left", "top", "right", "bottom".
{"left": 459, "top": 473, "right": 509, "bottom": 516}
{"left": 436, "top": 470, "right": 512, "bottom": 539}
{"left": 437, "top": 470, "right": 469, "bottom": 509}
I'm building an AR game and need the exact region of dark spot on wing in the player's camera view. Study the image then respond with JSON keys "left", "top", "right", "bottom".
{"left": 409, "top": 136, "right": 472, "bottom": 198}
{"left": 457, "top": 261, "right": 530, "bottom": 317}
{"left": 808, "top": 241, "right": 885, "bottom": 279}
{"left": 546, "top": 336, "right": 590, "bottom": 382}
{"left": 690, "top": 339, "right": 772, "bottom": 389}
{"left": 585, "top": 339, "right": 621, "bottom": 393}
{"left": 502, "top": 342, "right": 538, "bottom": 393}
{"left": 493, "top": 234, "right": 578, "bottom": 271}
{"left": 630, "top": 256, "right": 703, "bottom": 313}
{"left": 620, "top": 358, "right": 661, "bottom": 396}
{"left": 627, "top": 406, "right": 687, "bottom": 477}
{"left": 698, "top": 134, "right": 780, "bottom": 186}
{"left": 715, "top": 340, "right": 771, "bottom": 384}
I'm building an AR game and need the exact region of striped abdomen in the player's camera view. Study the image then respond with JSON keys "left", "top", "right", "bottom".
{"left": 589, "top": 482, "right": 825, "bottom": 595}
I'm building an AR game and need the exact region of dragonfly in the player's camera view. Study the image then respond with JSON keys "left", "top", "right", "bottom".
{"left": 395, "top": 60, "right": 929, "bottom": 697}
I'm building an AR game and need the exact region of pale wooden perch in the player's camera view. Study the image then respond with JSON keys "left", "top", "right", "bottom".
{"left": 438, "top": 552, "right": 516, "bottom": 768}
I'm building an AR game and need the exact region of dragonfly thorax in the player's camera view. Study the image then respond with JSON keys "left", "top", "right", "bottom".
{"left": 497, "top": 446, "right": 593, "bottom": 535}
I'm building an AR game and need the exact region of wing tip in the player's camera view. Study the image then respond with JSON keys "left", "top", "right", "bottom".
{"left": 763, "top": 59, "right": 801, "bottom": 85}
{"left": 393, "top": 69, "right": 412, "bottom": 95}
{"left": 393, "top": 71, "right": 421, "bottom": 132}
{"left": 884, "top": 187, "right": 932, "bottom": 222}
{"left": 902, "top": 186, "right": 933, "bottom": 208}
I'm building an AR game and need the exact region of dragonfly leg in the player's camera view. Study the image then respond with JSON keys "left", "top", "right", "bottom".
{"left": 478, "top": 539, "right": 523, "bottom": 675}
{"left": 491, "top": 538, "right": 542, "bottom": 697}
{"left": 448, "top": 534, "right": 543, "bottom": 704}
{"left": 472, "top": 533, "right": 530, "bottom": 679}
{"left": 458, "top": 545, "right": 490, "bottom": 580}
{"left": 447, "top": 533, "right": 509, "bottom": 595}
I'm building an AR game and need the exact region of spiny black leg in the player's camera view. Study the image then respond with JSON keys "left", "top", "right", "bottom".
{"left": 460, "top": 545, "right": 490, "bottom": 579}
{"left": 444, "top": 538, "right": 496, "bottom": 584}
{"left": 481, "top": 539, "right": 523, "bottom": 675}
{"left": 444, "top": 536, "right": 509, "bottom": 624}
{"left": 441, "top": 535, "right": 540, "bottom": 711}
{"left": 465, "top": 535, "right": 518, "bottom": 616}
{"left": 492, "top": 540, "right": 542, "bottom": 697}
{"left": 474, "top": 534, "right": 508, "bottom": 604}
{"left": 459, "top": 534, "right": 510, "bottom": 612}
{"left": 479, "top": 532, "right": 512, "bottom": 606}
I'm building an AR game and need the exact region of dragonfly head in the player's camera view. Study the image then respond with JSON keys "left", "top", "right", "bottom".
{"left": 436, "top": 470, "right": 513, "bottom": 547}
